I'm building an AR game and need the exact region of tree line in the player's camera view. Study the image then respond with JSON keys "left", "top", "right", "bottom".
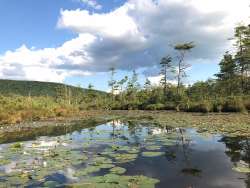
{"left": 105, "top": 24, "right": 250, "bottom": 112}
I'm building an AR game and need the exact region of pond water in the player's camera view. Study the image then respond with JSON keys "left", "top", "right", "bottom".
{"left": 0, "top": 120, "right": 249, "bottom": 188}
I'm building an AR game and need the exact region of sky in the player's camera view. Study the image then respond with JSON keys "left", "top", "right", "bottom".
{"left": 0, "top": 0, "right": 249, "bottom": 91}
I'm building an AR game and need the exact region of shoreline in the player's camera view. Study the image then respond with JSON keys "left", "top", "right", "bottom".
{"left": 0, "top": 111, "right": 249, "bottom": 141}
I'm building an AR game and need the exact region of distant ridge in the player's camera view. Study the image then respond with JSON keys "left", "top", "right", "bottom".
{"left": 0, "top": 79, "right": 105, "bottom": 97}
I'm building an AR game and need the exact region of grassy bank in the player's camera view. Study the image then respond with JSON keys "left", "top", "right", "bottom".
{"left": 0, "top": 95, "right": 80, "bottom": 124}
{"left": 0, "top": 96, "right": 249, "bottom": 128}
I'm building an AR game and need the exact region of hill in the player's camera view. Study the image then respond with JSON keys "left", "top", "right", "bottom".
{"left": 0, "top": 79, "right": 106, "bottom": 98}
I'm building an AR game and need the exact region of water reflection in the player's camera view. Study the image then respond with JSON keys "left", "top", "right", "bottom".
{"left": 219, "top": 136, "right": 250, "bottom": 188}
{"left": 0, "top": 120, "right": 248, "bottom": 188}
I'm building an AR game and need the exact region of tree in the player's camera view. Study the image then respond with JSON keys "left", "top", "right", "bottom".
{"left": 117, "top": 76, "right": 128, "bottom": 105}
{"left": 88, "top": 83, "right": 94, "bottom": 90}
{"left": 160, "top": 55, "right": 172, "bottom": 95}
{"left": 108, "top": 67, "right": 117, "bottom": 97}
{"left": 127, "top": 70, "right": 140, "bottom": 92}
{"left": 174, "top": 42, "right": 195, "bottom": 94}
{"left": 126, "top": 70, "right": 140, "bottom": 106}
{"left": 234, "top": 24, "right": 250, "bottom": 93}
{"left": 215, "top": 52, "right": 237, "bottom": 95}
{"left": 144, "top": 78, "right": 151, "bottom": 91}
{"left": 117, "top": 76, "right": 128, "bottom": 93}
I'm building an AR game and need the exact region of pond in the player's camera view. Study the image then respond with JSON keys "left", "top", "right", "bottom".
{"left": 0, "top": 119, "right": 249, "bottom": 188}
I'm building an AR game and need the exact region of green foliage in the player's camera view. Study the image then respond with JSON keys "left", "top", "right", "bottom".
{"left": 221, "top": 97, "right": 247, "bottom": 113}
{"left": 145, "top": 103, "right": 165, "bottom": 110}
{"left": 188, "top": 101, "right": 212, "bottom": 113}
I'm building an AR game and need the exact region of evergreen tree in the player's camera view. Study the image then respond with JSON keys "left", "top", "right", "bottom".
{"left": 174, "top": 42, "right": 195, "bottom": 95}
{"left": 234, "top": 24, "right": 250, "bottom": 93}
{"left": 144, "top": 78, "right": 152, "bottom": 91}
{"left": 108, "top": 67, "right": 117, "bottom": 101}
{"left": 160, "top": 55, "right": 172, "bottom": 95}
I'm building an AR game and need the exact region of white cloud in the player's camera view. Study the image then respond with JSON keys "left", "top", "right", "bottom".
{"left": 148, "top": 75, "right": 177, "bottom": 86}
{"left": 0, "top": 0, "right": 249, "bottom": 83}
{"left": 0, "top": 34, "right": 95, "bottom": 82}
{"left": 80, "top": 0, "right": 102, "bottom": 10}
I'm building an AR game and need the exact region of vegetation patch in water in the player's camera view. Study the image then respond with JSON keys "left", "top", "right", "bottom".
{"left": 181, "top": 168, "right": 202, "bottom": 177}
{"left": 110, "top": 153, "right": 138, "bottom": 163}
{"left": 142, "top": 152, "right": 164, "bottom": 157}
{"left": 75, "top": 165, "right": 102, "bottom": 176}
{"left": 68, "top": 174, "right": 159, "bottom": 188}
{"left": 232, "top": 166, "right": 250, "bottom": 173}
{"left": 145, "top": 145, "right": 161, "bottom": 151}
{"left": 109, "top": 167, "right": 126, "bottom": 174}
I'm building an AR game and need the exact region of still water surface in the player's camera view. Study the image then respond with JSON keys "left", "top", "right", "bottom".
{"left": 0, "top": 120, "right": 249, "bottom": 187}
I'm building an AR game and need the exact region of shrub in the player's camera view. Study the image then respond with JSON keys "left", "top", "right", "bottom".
{"left": 188, "top": 101, "right": 212, "bottom": 113}
{"left": 164, "top": 102, "right": 176, "bottom": 110}
{"left": 243, "top": 98, "right": 250, "bottom": 111}
{"left": 222, "top": 97, "right": 246, "bottom": 113}
{"left": 145, "top": 103, "right": 165, "bottom": 110}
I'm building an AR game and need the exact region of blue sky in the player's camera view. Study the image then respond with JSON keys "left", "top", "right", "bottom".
{"left": 0, "top": 0, "right": 249, "bottom": 91}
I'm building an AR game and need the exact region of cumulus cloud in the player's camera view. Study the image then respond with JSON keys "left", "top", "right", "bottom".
{"left": 0, "top": 34, "right": 95, "bottom": 82}
{"left": 0, "top": 0, "right": 249, "bottom": 83}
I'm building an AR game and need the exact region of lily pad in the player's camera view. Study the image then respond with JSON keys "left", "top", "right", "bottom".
{"left": 110, "top": 167, "right": 126, "bottom": 174}
{"left": 110, "top": 153, "right": 138, "bottom": 163}
{"left": 142, "top": 152, "right": 164, "bottom": 157}
{"left": 232, "top": 166, "right": 250, "bottom": 173}
{"left": 68, "top": 174, "right": 159, "bottom": 188}
{"left": 145, "top": 145, "right": 161, "bottom": 151}
{"left": 75, "top": 165, "right": 101, "bottom": 176}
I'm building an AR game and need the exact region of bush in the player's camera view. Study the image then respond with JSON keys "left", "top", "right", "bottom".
{"left": 222, "top": 97, "right": 247, "bottom": 113}
{"left": 212, "top": 99, "right": 223, "bottom": 112}
{"left": 243, "top": 97, "right": 250, "bottom": 111}
{"left": 164, "top": 102, "right": 176, "bottom": 110}
{"left": 145, "top": 103, "right": 165, "bottom": 110}
{"left": 188, "top": 101, "right": 212, "bottom": 113}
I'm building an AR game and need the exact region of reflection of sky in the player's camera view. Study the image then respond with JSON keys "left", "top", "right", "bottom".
{"left": 0, "top": 120, "right": 248, "bottom": 188}
{"left": 186, "top": 128, "right": 225, "bottom": 152}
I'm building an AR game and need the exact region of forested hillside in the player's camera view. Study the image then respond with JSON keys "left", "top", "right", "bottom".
{"left": 0, "top": 79, "right": 105, "bottom": 98}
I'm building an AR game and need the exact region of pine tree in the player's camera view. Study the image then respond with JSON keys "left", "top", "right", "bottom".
{"left": 160, "top": 55, "right": 172, "bottom": 95}
{"left": 174, "top": 42, "right": 195, "bottom": 95}
{"left": 234, "top": 24, "right": 250, "bottom": 93}
{"left": 215, "top": 51, "right": 237, "bottom": 95}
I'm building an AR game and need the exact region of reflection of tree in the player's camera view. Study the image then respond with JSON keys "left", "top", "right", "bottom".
{"left": 178, "top": 128, "right": 192, "bottom": 164}
{"left": 88, "top": 127, "right": 95, "bottom": 138}
{"left": 220, "top": 136, "right": 250, "bottom": 164}
{"left": 0, "top": 119, "right": 107, "bottom": 144}
{"left": 220, "top": 136, "right": 250, "bottom": 187}
{"left": 127, "top": 121, "right": 142, "bottom": 145}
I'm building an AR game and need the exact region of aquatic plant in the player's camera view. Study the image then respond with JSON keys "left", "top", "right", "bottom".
{"left": 142, "top": 152, "right": 164, "bottom": 157}
{"left": 68, "top": 174, "right": 160, "bottom": 188}
{"left": 145, "top": 145, "right": 161, "bottom": 151}
{"left": 181, "top": 168, "right": 202, "bottom": 177}
{"left": 110, "top": 166, "right": 126, "bottom": 174}
{"left": 110, "top": 153, "right": 138, "bottom": 163}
